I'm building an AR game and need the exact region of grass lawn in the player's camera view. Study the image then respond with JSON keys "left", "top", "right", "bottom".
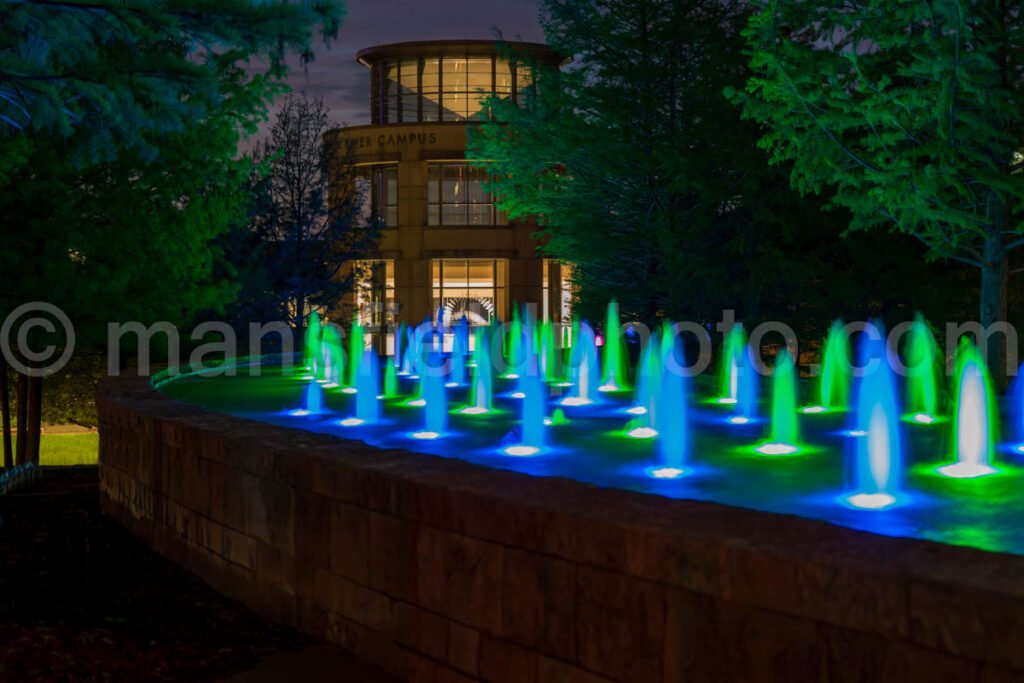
{"left": 8, "top": 432, "right": 99, "bottom": 466}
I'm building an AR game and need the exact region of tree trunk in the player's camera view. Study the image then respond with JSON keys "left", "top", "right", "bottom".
{"left": 0, "top": 359, "right": 11, "bottom": 470}
{"left": 980, "top": 221, "right": 1010, "bottom": 391}
{"left": 26, "top": 375, "right": 42, "bottom": 465}
{"left": 15, "top": 372, "right": 27, "bottom": 466}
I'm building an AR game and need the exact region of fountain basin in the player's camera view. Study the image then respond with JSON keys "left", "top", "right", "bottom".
{"left": 98, "top": 370, "right": 1024, "bottom": 681}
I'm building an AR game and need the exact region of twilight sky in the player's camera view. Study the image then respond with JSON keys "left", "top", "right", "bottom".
{"left": 274, "top": 0, "right": 545, "bottom": 128}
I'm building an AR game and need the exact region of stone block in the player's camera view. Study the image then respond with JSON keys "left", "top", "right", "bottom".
{"left": 479, "top": 636, "right": 537, "bottom": 683}
{"left": 416, "top": 524, "right": 503, "bottom": 632}
{"left": 500, "top": 547, "right": 575, "bottom": 660}
{"left": 575, "top": 565, "right": 665, "bottom": 683}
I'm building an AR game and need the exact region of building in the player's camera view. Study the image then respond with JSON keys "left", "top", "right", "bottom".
{"left": 324, "top": 40, "right": 572, "bottom": 347}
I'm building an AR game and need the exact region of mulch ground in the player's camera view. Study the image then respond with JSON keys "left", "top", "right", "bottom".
{"left": 0, "top": 468, "right": 313, "bottom": 682}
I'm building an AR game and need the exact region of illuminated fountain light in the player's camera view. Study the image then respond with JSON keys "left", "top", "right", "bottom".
{"left": 800, "top": 406, "right": 827, "bottom": 414}
{"left": 627, "top": 426, "right": 658, "bottom": 439}
{"left": 728, "top": 416, "right": 751, "bottom": 425}
{"left": 407, "top": 398, "right": 426, "bottom": 407}
{"left": 648, "top": 360, "right": 689, "bottom": 478}
{"left": 319, "top": 322, "right": 344, "bottom": 387}
{"left": 756, "top": 443, "right": 799, "bottom": 456}
{"left": 561, "top": 322, "right": 599, "bottom": 407}
{"left": 383, "top": 357, "right": 399, "bottom": 397}
{"left": 449, "top": 316, "right": 469, "bottom": 387}
{"left": 717, "top": 323, "right": 746, "bottom": 405}
{"left": 462, "top": 334, "right": 494, "bottom": 414}
{"left": 509, "top": 391, "right": 526, "bottom": 399}
{"left": 903, "top": 313, "right": 940, "bottom": 423}
{"left": 844, "top": 329, "right": 903, "bottom": 509}
{"left": 290, "top": 380, "right": 325, "bottom": 416}
{"left": 844, "top": 429, "right": 867, "bottom": 438}
{"left": 338, "top": 417, "right": 365, "bottom": 427}
{"left": 846, "top": 492, "right": 896, "bottom": 510}
{"left": 353, "top": 350, "right": 380, "bottom": 424}
{"left": 341, "top": 387, "right": 357, "bottom": 394}
{"left": 600, "top": 300, "right": 629, "bottom": 393}
{"left": 910, "top": 412, "right": 936, "bottom": 425}
{"left": 817, "top": 319, "right": 851, "bottom": 412}
{"left": 411, "top": 355, "right": 448, "bottom": 441}
{"left": 938, "top": 341, "right": 997, "bottom": 479}
{"left": 755, "top": 349, "right": 799, "bottom": 456}
{"left": 303, "top": 311, "right": 323, "bottom": 376}
{"left": 502, "top": 445, "right": 540, "bottom": 457}
{"left": 500, "top": 362, "right": 546, "bottom": 457}
{"left": 629, "top": 337, "right": 660, "bottom": 419}
{"left": 645, "top": 466, "right": 686, "bottom": 480}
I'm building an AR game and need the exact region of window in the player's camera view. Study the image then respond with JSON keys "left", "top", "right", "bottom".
{"left": 355, "top": 260, "right": 396, "bottom": 353}
{"left": 427, "top": 163, "right": 507, "bottom": 226}
{"left": 362, "top": 165, "right": 397, "bottom": 227}
{"left": 432, "top": 259, "right": 507, "bottom": 327}
{"left": 372, "top": 55, "right": 531, "bottom": 124}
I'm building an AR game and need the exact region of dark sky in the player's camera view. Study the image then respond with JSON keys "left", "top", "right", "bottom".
{"left": 276, "top": 0, "right": 544, "bottom": 127}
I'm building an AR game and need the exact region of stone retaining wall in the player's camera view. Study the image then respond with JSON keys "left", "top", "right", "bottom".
{"left": 98, "top": 375, "right": 1024, "bottom": 682}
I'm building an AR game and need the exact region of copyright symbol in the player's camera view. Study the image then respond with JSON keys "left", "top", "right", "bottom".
{"left": 1, "top": 302, "right": 75, "bottom": 377}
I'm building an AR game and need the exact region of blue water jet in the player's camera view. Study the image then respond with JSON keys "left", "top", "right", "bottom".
{"left": 845, "top": 331, "right": 902, "bottom": 509}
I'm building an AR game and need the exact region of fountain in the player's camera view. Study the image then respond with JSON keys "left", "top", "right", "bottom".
{"left": 503, "top": 307, "right": 523, "bottom": 379}
{"left": 903, "top": 314, "right": 940, "bottom": 424}
{"left": 756, "top": 348, "right": 800, "bottom": 455}
{"left": 718, "top": 323, "right": 746, "bottom": 405}
{"left": 400, "top": 326, "right": 416, "bottom": 375}
{"left": 345, "top": 317, "right": 364, "bottom": 390}
{"left": 340, "top": 350, "right": 380, "bottom": 427}
{"left": 600, "top": 301, "right": 628, "bottom": 392}
{"left": 730, "top": 342, "right": 759, "bottom": 425}
{"left": 292, "top": 380, "right": 324, "bottom": 416}
{"left": 804, "top": 320, "right": 850, "bottom": 413}
{"left": 938, "top": 340, "right": 998, "bottom": 478}
{"left": 562, "top": 322, "right": 599, "bottom": 406}
{"left": 383, "top": 356, "right": 399, "bottom": 397}
{"left": 319, "top": 323, "right": 344, "bottom": 388}
{"left": 304, "top": 311, "right": 322, "bottom": 375}
{"left": 647, "top": 361, "right": 689, "bottom": 478}
{"left": 462, "top": 330, "right": 493, "bottom": 414}
{"left": 503, "top": 358, "right": 546, "bottom": 456}
{"left": 629, "top": 337, "right": 660, "bottom": 417}
{"left": 845, "top": 332, "right": 902, "bottom": 509}
{"left": 539, "top": 320, "right": 560, "bottom": 382}
{"left": 412, "top": 353, "right": 447, "bottom": 439}
{"left": 449, "top": 321, "right": 468, "bottom": 387}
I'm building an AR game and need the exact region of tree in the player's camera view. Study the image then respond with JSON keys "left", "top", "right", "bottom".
{"left": 734, "top": 0, "right": 1024, "bottom": 385}
{"left": 251, "top": 92, "right": 377, "bottom": 331}
{"left": 468, "top": 0, "right": 951, "bottom": 333}
{"left": 1, "top": 0, "right": 343, "bottom": 160}
{"left": 0, "top": 1, "right": 345, "bottom": 466}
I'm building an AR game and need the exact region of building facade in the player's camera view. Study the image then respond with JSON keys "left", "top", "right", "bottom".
{"left": 324, "top": 40, "right": 571, "bottom": 345}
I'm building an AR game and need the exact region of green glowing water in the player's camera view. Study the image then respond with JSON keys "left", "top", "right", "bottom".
{"left": 384, "top": 356, "right": 398, "bottom": 397}
{"left": 304, "top": 311, "right": 322, "bottom": 372}
{"left": 819, "top": 320, "right": 850, "bottom": 410}
{"left": 770, "top": 349, "right": 799, "bottom": 446}
{"left": 719, "top": 324, "right": 746, "bottom": 401}
{"left": 601, "top": 300, "right": 629, "bottom": 391}
{"left": 905, "top": 314, "right": 940, "bottom": 418}
{"left": 346, "top": 317, "right": 364, "bottom": 388}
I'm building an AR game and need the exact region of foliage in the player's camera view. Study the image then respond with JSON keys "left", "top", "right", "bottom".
{"left": 469, "top": 0, "right": 968, "bottom": 335}
{"left": 0, "top": 0, "right": 344, "bottom": 163}
{"left": 249, "top": 92, "right": 378, "bottom": 330}
{"left": 734, "top": 0, "right": 1024, "bottom": 378}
